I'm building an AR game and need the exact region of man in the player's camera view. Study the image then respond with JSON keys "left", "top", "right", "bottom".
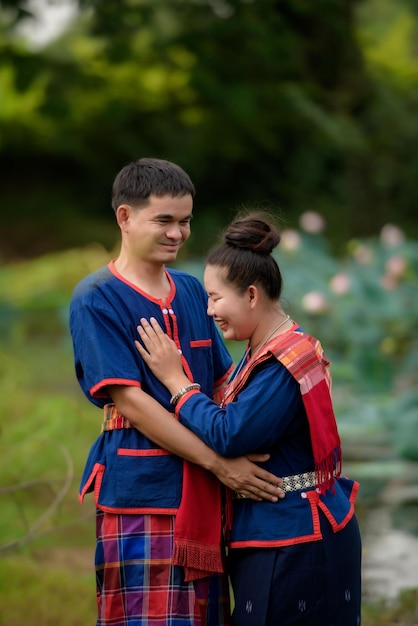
{"left": 69, "top": 158, "right": 283, "bottom": 626}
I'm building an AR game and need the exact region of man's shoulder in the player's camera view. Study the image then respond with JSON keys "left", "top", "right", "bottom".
{"left": 71, "top": 264, "right": 112, "bottom": 303}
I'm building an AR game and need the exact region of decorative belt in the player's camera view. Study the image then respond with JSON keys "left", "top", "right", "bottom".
{"left": 281, "top": 470, "right": 317, "bottom": 492}
{"left": 234, "top": 470, "right": 318, "bottom": 500}
{"left": 102, "top": 404, "right": 133, "bottom": 432}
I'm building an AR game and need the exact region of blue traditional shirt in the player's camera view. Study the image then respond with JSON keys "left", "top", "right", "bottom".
{"left": 174, "top": 326, "right": 359, "bottom": 547}
{"left": 69, "top": 261, "right": 233, "bottom": 513}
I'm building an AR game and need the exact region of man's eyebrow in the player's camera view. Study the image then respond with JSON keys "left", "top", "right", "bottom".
{"left": 153, "top": 213, "right": 193, "bottom": 219}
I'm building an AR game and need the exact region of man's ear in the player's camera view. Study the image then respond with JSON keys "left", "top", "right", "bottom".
{"left": 116, "top": 205, "right": 131, "bottom": 231}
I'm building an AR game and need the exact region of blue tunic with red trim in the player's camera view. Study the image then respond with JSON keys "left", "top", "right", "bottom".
{"left": 69, "top": 261, "right": 233, "bottom": 514}
{"left": 174, "top": 325, "right": 359, "bottom": 548}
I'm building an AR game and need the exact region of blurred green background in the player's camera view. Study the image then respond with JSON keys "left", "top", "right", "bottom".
{"left": 1, "top": 1, "right": 418, "bottom": 624}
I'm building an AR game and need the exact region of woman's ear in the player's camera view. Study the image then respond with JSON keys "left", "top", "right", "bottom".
{"left": 248, "top": 285, "right": 258, "bottom": 307}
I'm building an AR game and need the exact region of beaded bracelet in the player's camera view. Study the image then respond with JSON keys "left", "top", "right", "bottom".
{"left": 170, "top": 383, "right": 201, "bottom": 406}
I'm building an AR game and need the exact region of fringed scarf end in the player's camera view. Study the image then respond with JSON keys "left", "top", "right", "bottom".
{"left": 315, "top": 446, "right": 342, "bottom": 494}
{"left": 173, "top": 540, "right": 224, "bottom": 582}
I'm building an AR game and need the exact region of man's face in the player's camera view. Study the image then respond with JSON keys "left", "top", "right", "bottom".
{"left": 124, "top": 194, "right": 193, "bottom": 264}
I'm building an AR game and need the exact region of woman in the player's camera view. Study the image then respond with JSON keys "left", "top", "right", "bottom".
{"left": 135, "top": 211, "right": 362, "bottom": 626}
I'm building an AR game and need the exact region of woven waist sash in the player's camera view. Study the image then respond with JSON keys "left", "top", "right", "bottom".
{"left": 233, "top": 470, "right": 323, "bottom": 500}
{"left": 102, "top": 404, "right": 133, "bottom": 432}
{"left": 281, "top": 470, "right": 318, "bottom": 492}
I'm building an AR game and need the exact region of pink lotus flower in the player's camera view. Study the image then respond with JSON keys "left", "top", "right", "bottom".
{"left": 385, "top": 255, "right": 406, "bottom": 278}
{"left": 280, "top": 228, "right": 301, "bottom": 252}
{"left": 301, "top": 291, "right": 329, "bottom": 314}
{"left": 380, "top": 224, "right": 405, "bottom": 247}
{"left": 329, "top": 273, "right": 351, "bottom": 295}
{"left": 299, "top": 211, "right": 326, "bottom": 234}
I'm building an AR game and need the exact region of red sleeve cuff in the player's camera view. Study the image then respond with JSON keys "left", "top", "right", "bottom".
{"left": 174, "top": 388, "right": 201, "bottom": 415}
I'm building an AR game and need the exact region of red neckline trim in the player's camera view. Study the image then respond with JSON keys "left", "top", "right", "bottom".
{"left": 108, "top": 260, "right": 176, "bottom": 303}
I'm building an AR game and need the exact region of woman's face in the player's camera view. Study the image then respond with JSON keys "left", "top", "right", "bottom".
{"left": 203, "top": 264, "right": 253, "bottom": 343}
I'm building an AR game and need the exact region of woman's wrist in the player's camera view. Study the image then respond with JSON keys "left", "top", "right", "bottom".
{"left": 165, "top": 375, "right": 193, "bottom": 395}
{"left": 170, "top": 382, "right": 201, "bottom": 407}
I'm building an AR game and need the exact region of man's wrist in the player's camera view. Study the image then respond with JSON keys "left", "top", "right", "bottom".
{"left": 204, "top": 451, "right": 224, "bottom": 475}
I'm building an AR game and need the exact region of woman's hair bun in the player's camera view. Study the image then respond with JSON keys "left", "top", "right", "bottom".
{"left": 224, "top": 211, "right": 281, "bottom": 255}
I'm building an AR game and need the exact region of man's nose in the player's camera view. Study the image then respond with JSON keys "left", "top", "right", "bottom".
{"left": 166, "top": 224, "right": 182, "bottom": 239}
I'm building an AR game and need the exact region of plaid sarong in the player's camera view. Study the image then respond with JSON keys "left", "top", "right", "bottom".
{"left": 95, "top": 510, "right": 230, "bottom": 625}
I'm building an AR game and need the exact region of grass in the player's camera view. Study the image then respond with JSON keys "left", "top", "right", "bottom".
{"left": 0, "top": 330, "right": 99, "bottom": 624}
{"left": 0, "top": 555, "right": 96, "bottom": 625}
{"left": 362, "top": 589, "right": 418, "bottom": 626}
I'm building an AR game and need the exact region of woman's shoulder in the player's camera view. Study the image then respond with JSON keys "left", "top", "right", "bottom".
{"left": 267, "top": 325, "right": 330, "bottom": 379}
{"left": 267, "top": 325, "right": 318, "bottom": 356}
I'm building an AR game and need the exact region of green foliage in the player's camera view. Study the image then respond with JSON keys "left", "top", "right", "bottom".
{"left": 0, "top": 556, "right": 96, "bottom": 626}
{"left": 362, "top": 588, "right": 418, "bottom": 626}
{"left": 0, "top": 243, "right": 112, "bottom": 340}
{"left": 0, "top": 334, "right": 99, "bottom": 548}
{"left": 1, "top": 0, "right": 418, "bottom": 258}
{"left": 0, "top": 328, "right": 98, "bottom": 623}
{"left": 358, "top": 0, "right": 418, "bottom": 86}
{"left": 275, "top": 219, "right": 418, "bottom": 392}
{"left": 382, "top": 389, "right": 418, "bottom": 461}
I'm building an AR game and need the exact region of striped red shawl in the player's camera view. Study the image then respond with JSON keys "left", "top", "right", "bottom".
{"left": 173, "top": 461, "right": 225, "bottom": 582}
{"left": 174, "top": 328, "right": 341, "bottom": 581}
{"left": 223, "top": 327, "right": 342, "bottom": 493}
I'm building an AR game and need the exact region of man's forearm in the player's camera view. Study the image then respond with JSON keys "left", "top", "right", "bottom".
{"left": 108, "top": 384, "right": 283, "bottom": 502}
{"left": 108, "top": 384, "right": 224, "bottom": 471}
